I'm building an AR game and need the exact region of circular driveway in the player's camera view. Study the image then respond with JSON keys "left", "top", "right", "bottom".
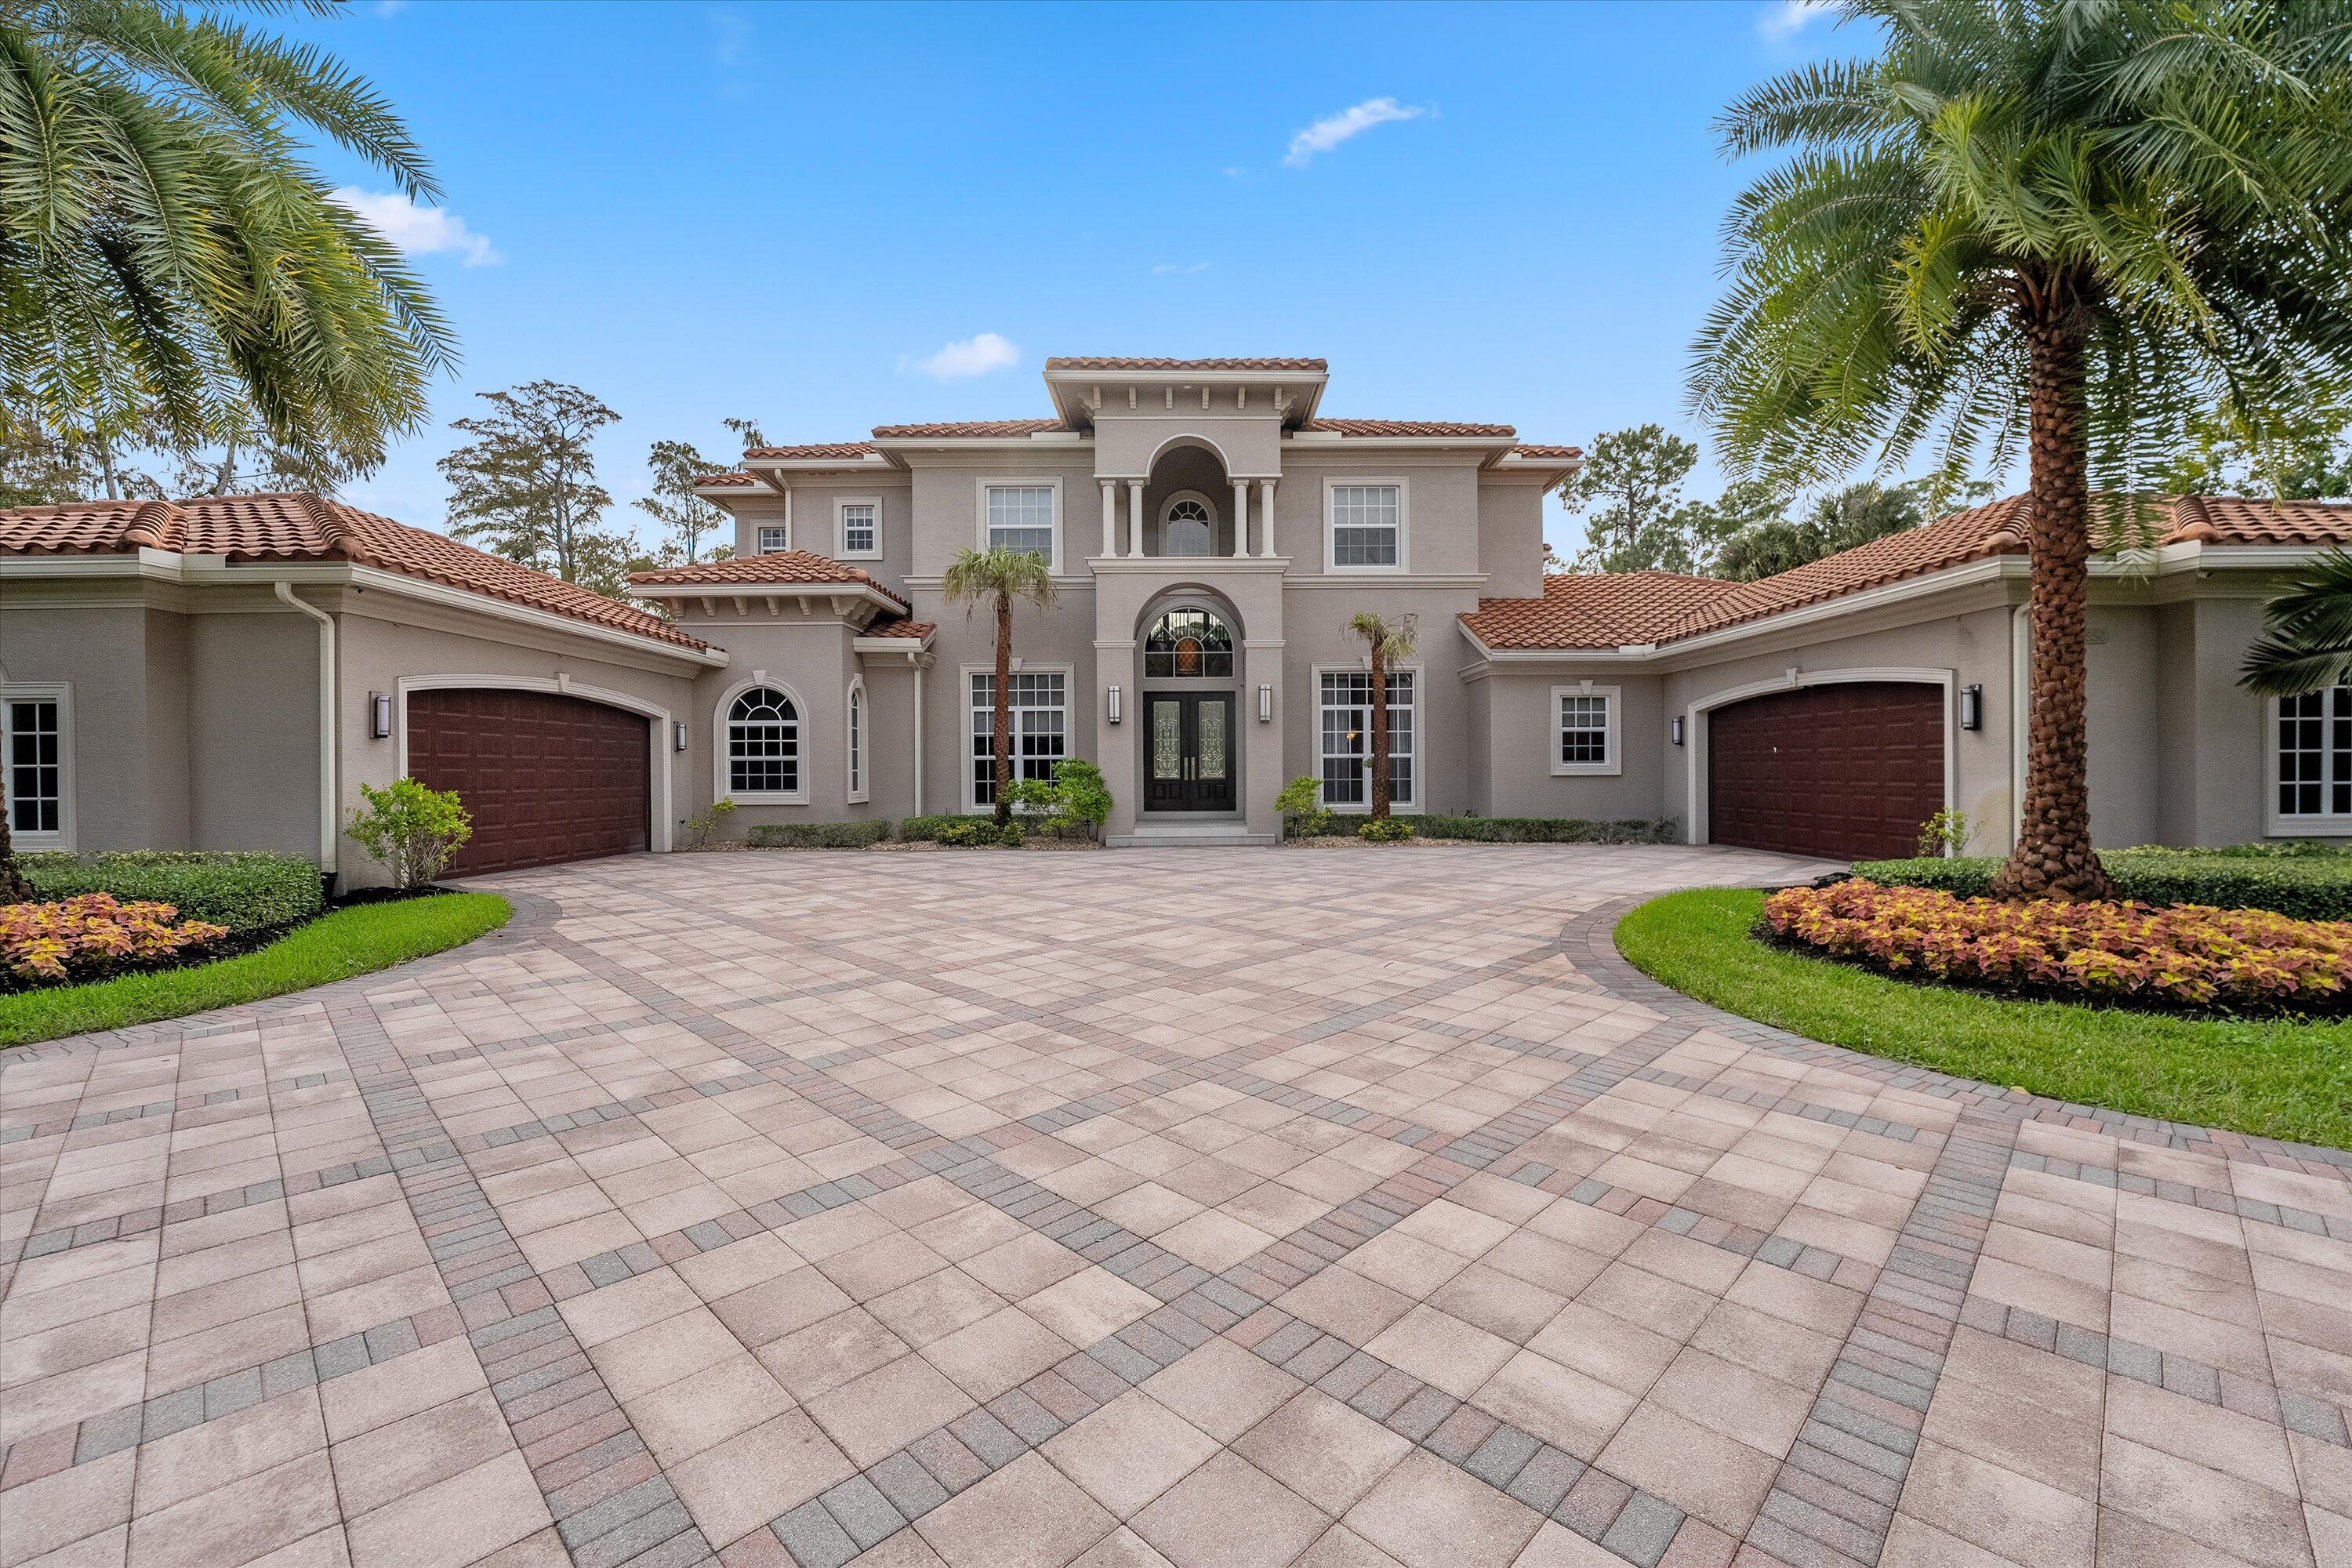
{"left": 3, "top": 845, "right": 2348, "bottom": 1568}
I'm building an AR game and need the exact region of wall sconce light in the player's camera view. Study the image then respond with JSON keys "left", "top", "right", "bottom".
{"left": 673, "top": 722, "right": 690, "bottom": 753}
{"left": 368, "top": 691, "right": 391, "bottom": 739}
{"left": 1257, "top": 684, "right": 1273, "bottom": 724}
{"left": 1106, "top": 684, "right": 1123, "bottom": 724}
{"left": 1670, "top": 715, "right": 1685, "bottom": 746}
{"left": 1959, "top": 684, "right": 1983, "bottom": 731}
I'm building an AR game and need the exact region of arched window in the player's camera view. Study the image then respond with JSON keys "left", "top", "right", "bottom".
{"left": 1145, "top": 607, "right": 1235, "bottom": 679}
{"left": 845, "top": 680, "right": 868, "bottom": 803}
{"left": 1163, "top": 498, "right": 1213, "bottom": 557}
{"left": 727, "top": 687, "right": 799, "bottom": 795}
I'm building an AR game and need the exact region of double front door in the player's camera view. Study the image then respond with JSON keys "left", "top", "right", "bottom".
{"left": 1145, "top": 693, "right": 1236, "bottom": 812}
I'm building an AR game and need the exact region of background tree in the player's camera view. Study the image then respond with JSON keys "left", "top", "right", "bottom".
{"left": 1559, "top": 424, "right": 1701, "bottom": 572}
{"left": 637, "top": 439, "right": 730, "bottom": 566}
{"left": 1688, "top": 0, "right": 2352, "bottom": 900}
{"left": 440, "top": 383, "right": 642, "bottom": 596}
{"left": 942, "top": 546, "right": 1058, "bottom": 826}
{"left": 1347, "top": 612, "right": 1417, "bottom": 821}
{"left": 2, "top": 0, "right": 455, "bottom": 488}
{"left": 1714, "top": 482, "right": 1924, "bottom": 581}
{"left": 2156, "top": 401, "right": 2352, "bottom": 503}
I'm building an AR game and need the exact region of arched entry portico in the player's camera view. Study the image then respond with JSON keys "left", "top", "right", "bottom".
{"left": 1134, "top": 589, "right": 1245, "bottom": 815}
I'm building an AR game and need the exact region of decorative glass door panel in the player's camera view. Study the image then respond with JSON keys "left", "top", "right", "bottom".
{"left": 1142, "top": 694, "right": 1237, "bottom": 811}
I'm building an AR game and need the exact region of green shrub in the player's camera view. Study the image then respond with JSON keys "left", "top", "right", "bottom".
{"left": 1407, "top": 816, "right": 1681, "bottom": 845}
{"left": 1915, "top": 808, "right": 1973, "bottom": 858}
{"left": 1855, "top": 848, "right": 2352, "bottom": 921}
{"left": 930, "top": 820, "right": 990, "bottom": 847}
{"left": 347, "top": 778, "right": 472, "bottom": 888}
{"left": 21, "top": 851, "right": 321, "bottom": 935}
{"left": 1359, "top": 817, "right": 1414, "bottom": 844}
{"left": 682, "top": 797, "right": 739, "bottom": 849}
{"left": 1004, "top": 759, "right": 1112, "bottom": 841}
{"left": 898, "top": 815, "right": 967, "bottom": 843}
{"left": 998, "top": 822, "right": 1026, "bottom": 848}
{"left": 1276, "top": 775, "right": 1332, "bottom": 840}
{"left": 746, "top": 820, "right": 890, "bottom": 849}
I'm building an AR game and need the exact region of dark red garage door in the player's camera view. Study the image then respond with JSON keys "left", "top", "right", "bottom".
{"left": 1707, "top": 682, "right": 1944, "bottom": 861}
{"left": 406, "top": 689, "right": 649, "bottom": 877}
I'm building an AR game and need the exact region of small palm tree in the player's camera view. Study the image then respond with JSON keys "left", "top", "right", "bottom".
{"left": 942, "top": 546, "right": 1058, "bottom": 826}
{"left": 1689, "top": 0, "right": 2352, "bottom": 899}
{"left": 2, "top": 0, "right": 456, "bottom": 484}
{"left": 1348, "top": 612, "right": 1417, "bottom": 821}
{"left": 2243, "top": 552, "right": 2352, "bottom": 697}
{"left": 0, "top": 778, "right": 30, "bottom": 904}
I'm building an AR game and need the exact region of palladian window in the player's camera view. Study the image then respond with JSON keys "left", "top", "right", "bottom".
{"left": 1164, "top": 499, "right": 1213, "bottom": 557}
{"left": 1145, "top": 608, "right": 1234, "bottom": 679}
{"left": 727, "top": 687, "right": 800, "bottom": 795}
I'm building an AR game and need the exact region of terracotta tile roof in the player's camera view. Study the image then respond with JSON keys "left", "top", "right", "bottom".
{"left": 626, "top": 550, "right": 911, "bottom": 610}
{"left": 1044, "top": 357, "right": 1327, "bottom": 372}
{"left": 0, "top": 493, "right": 710, "bottom": 652}
{"left": 860, "top": 616, "right": 934, "bottom": 641}
{"left": 1300, "top": 419, "right": 1518, "bottom": 437}
{"left": 1465, "top": 494, "right": 2352, "bottom": 652}
{"left": 740, "top": 442, "right": 879, "bottom": 462}
{"left": 868, "top": 419, "right": 1071, "bottom": 440}
{"left": 695, "top": 472, "right": 763, "bottom": 487}
{"left": 1512, "top": 444, "right": 1584, "bottom": 460}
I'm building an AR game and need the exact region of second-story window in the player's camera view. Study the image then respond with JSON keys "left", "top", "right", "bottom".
{"left": 1164, "top": 498, "right": 1212, "bottom": 557}
{"left": 986, "top": 485, "right": 1056, "bottom": 560}
{"left": 1330, "top": 483, "right": 1402, "bottom": 568}
{"left": 756, "top": 525, "right": 789, "bottom": 554}
{"left": 840, "top": 500, "right": 879, "bottom": 558}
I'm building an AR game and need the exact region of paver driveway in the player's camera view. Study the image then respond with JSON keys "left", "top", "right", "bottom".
{"left": 5, "top": 845, "right": 2350, "bottom": 1568}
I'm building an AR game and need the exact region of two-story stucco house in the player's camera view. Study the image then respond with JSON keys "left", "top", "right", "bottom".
{"left": 7, "top": 353, "right": 2352, "bottom": 884}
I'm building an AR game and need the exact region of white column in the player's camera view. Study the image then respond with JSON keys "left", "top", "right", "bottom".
{"left": 1258, "top": 480, "right": 1277, "bottom": 558}
{"left": 1100, "top": 480, "right": 1116, "bottom": 558}
{"left": 1232, "top": 480, "right": 1250, "bottom": 558}
{"left": 1127, "top": 481, "right": 1145, "bottom": 557}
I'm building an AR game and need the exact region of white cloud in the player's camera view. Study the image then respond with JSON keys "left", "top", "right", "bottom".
{"left": 1151, "top": 262, "right": 1210, "bottom": 276}
{"left": 905, "top": 332, "right": 1020, "bottom": 380}
{"left": 1283, "top": 97, "right": 1428, "bottom": 169}
{"left": 1759, "top": 0, "right": 1836, "bottom": 40}
{"left": 329, "top": 187, "right": 500, "bottom": 266}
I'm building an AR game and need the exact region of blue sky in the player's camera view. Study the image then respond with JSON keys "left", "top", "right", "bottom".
{"left": 297, "top": 0, "right": 1857, "bottom": 558}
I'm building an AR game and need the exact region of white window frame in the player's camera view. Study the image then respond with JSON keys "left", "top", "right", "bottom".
{"left": 1, "top": 682, "right": 73, "bottom": 850}
{"left": 845, "top": 677, "right": 869, "bottom": 804}
{"left": 1159, "top": 490, "right": 1218, "bottom": 558}
{"left": 755, "top": 524, "right": 790, "bottom": 555}
{"left": 715, "top": 677, "right": 809, "bottom": 806}
{"left": 963, "top": 664, "right": 1071, "bottom": 814}
{"left": 975, "top": 477, "right": 1064, "bottom": 574}
{"left": 1551, "top": 684, "right": 1623, "bottom": 777}
{"left": 1312, "top": 662, "right": 1423, "bottom": 814}
{"left": 1323, "top": 477, "right": 1408, "bottom": 573}
{"left": 837, "top": 496, "right": 882, "bottom": 561}
{"left": 2266, "top": 688, "right": 2352, "bottom": 837}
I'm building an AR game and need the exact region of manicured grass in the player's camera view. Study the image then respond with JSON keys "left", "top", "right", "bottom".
{"left": 0, "top": 893, "right": 510, "bottom": 1048}
{"left": 1616, "top": 889, "right": 2352, "bottom": 1150}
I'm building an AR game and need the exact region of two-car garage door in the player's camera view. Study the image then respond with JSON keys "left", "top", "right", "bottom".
{"left": 405, "top": 689, "right": 649, "bottom": 877}
{"left": 1706, "top": 682, "right": 1944, "bottom": 862}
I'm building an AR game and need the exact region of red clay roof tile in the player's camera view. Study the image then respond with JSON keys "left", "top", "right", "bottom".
{"left": 860, "top": 616, "right": 934, "bottom": 640}
{"left": 626, "top": 550, "right": 911, "bottom": 610}
{"left": 1043, "top": 357, "right": 1327, "bottom": 372}
{"left": 1300, "top": 419, "right": 1517, "bottom": 437}
{"left": 695, "top": 472, "right": 764, "bottom": 487}
{"left": 0, "top": 494, "right": 711, "bottom": 652}
{"left": 868, "top": 419, "right": 1071, "bottom": 440}
{"left": 740, "top": 442, "right": 880, "bottom": 462}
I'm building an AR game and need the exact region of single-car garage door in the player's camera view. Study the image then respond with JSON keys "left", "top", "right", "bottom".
{"left": 1707, "top": 682, "right": 1943, "bottom": 861}
{"left": 406, "top": 689, "right": 649, "bottom": 876}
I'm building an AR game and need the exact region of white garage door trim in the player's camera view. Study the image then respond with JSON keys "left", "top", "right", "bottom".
{"left": 1684, "top": 666, "right": 1955, "bottom": 848}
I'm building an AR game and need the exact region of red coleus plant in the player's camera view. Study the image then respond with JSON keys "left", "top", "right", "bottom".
{"left": 1762, "top": 880, "right": 2352, "bottom": 1014}
{"left": 1, "top": 893, "right": 228, "bottom": 989}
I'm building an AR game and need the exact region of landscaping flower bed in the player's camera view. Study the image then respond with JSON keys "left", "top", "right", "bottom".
{"left": 1761, "top": 879, "right": 2352, "bottom": 1015}
{"left": 2, "top": 893, "right": 229, "bottom": 990}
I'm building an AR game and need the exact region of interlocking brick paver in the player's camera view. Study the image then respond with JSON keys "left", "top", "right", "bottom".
{"left": 6, "top": 848, "right": 2348, "bottom": 1568}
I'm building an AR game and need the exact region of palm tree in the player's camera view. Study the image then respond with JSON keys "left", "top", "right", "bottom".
{"left": 942, "top": 546, "right": 1058, "bottom": 826}
{"left": 2243, "top": 551, "right": 2352, "bottom": 697}
{"left": 1, "top": 0, "right": 456, "bottom": 487}
{"left": 0, "top": 781, "right": 31, "bottom": 904}
{"left": 1348, "top": 612, "right": 1417, "bottom": 821}
{"left": 1688, "top": 0, "right": 2352, "bottom": 900}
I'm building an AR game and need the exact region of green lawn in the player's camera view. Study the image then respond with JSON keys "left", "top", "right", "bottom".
{"left": 1616, "top": 888, "right": 2352, "bottom": 1150}
{"left": 1, "top": 893, "right": 511, "bottom": 1048}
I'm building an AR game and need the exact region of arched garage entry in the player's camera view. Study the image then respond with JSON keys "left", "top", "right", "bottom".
{"left": 1703, "top": 678, "right": 1947, "bottom": 861}
{"left": 403, "top": 686, "right": 655, "bottom": 875}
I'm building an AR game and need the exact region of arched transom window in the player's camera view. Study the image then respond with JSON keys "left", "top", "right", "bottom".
{"left": 728, "top": 687, "right": 799, "bottom": 794}
{"left": 1145, "top": 607, "right": 1235, "bottom": 679}
{"left": 1163, "top": 498, "right": 1213, "bottom": 557}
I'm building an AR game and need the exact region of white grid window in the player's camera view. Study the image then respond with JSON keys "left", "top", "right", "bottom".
{"left": 2278, "top": 687, "right": 2352, "bottom": 818}
{"left": 5, "top": 699, "right": 63, "bottom": 835}
{"left": 971, "top": 672, "right": 1066, "bottom": 808}
{"left": 1559, "top": 694, "right": 1610, "bottom": 767}
{"left": 728, "top": 687, "right": 799, "bottom": 795}
{"left": 847, "top": 683, "right": 867, "bottom": 801}
{"left": 840, "top": 503, "right": 877, "bottom": 557}
{"left": 1330, "top": 485, "right": 1400, "bottom": 568}
{"left": 986, "top": 486, "right": 1055, "bottom": 559}
{"left": 1165, "top": 499, "right": 1212, "bottom": 557}
{"left": 756, "top": 526, "right": 789, "bottom": 554}
{"left": 1319, "top": 671, "right": 1414, "bottom": 808}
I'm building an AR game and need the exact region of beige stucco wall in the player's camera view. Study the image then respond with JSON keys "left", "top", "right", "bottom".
{"left": 1475, "top": 667, "right": 1670, "bottom": 822}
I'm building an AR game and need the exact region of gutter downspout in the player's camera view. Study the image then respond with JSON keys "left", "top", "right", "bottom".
{"left": 913, "top": 660, "right": 924, "bottom": 817}
{"left": 274, "top": 581, "right": 339, "bottom": 878}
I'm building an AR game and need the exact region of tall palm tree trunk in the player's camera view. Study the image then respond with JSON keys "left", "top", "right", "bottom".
{"left": 993, "top": 592, "right": 1014, "bottom": 827}
{"left": 1367, "top": 648, "right": 1391, "bottom": 821}
{"left": 1989, "top": 293, "right": 2114, "bottom": 902}
{"left": 0, "top": 778, "right": 32, "bottom": 904}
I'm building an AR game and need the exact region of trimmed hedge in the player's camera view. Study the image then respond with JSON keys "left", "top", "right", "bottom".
{"left": 896, "top": 815, "right": 967, "bottom": 843}
{"left": 746, "top": 821, "right": 891, "bottom": 849}
{"left": 1854, "top": 850, "right": 2352, "bottom": 921}
{"left": 1304, "top": 815, "right": 1679, "bottom": 845}
{"left": 22, "top": 851, "right": 322, "bottom": 935}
